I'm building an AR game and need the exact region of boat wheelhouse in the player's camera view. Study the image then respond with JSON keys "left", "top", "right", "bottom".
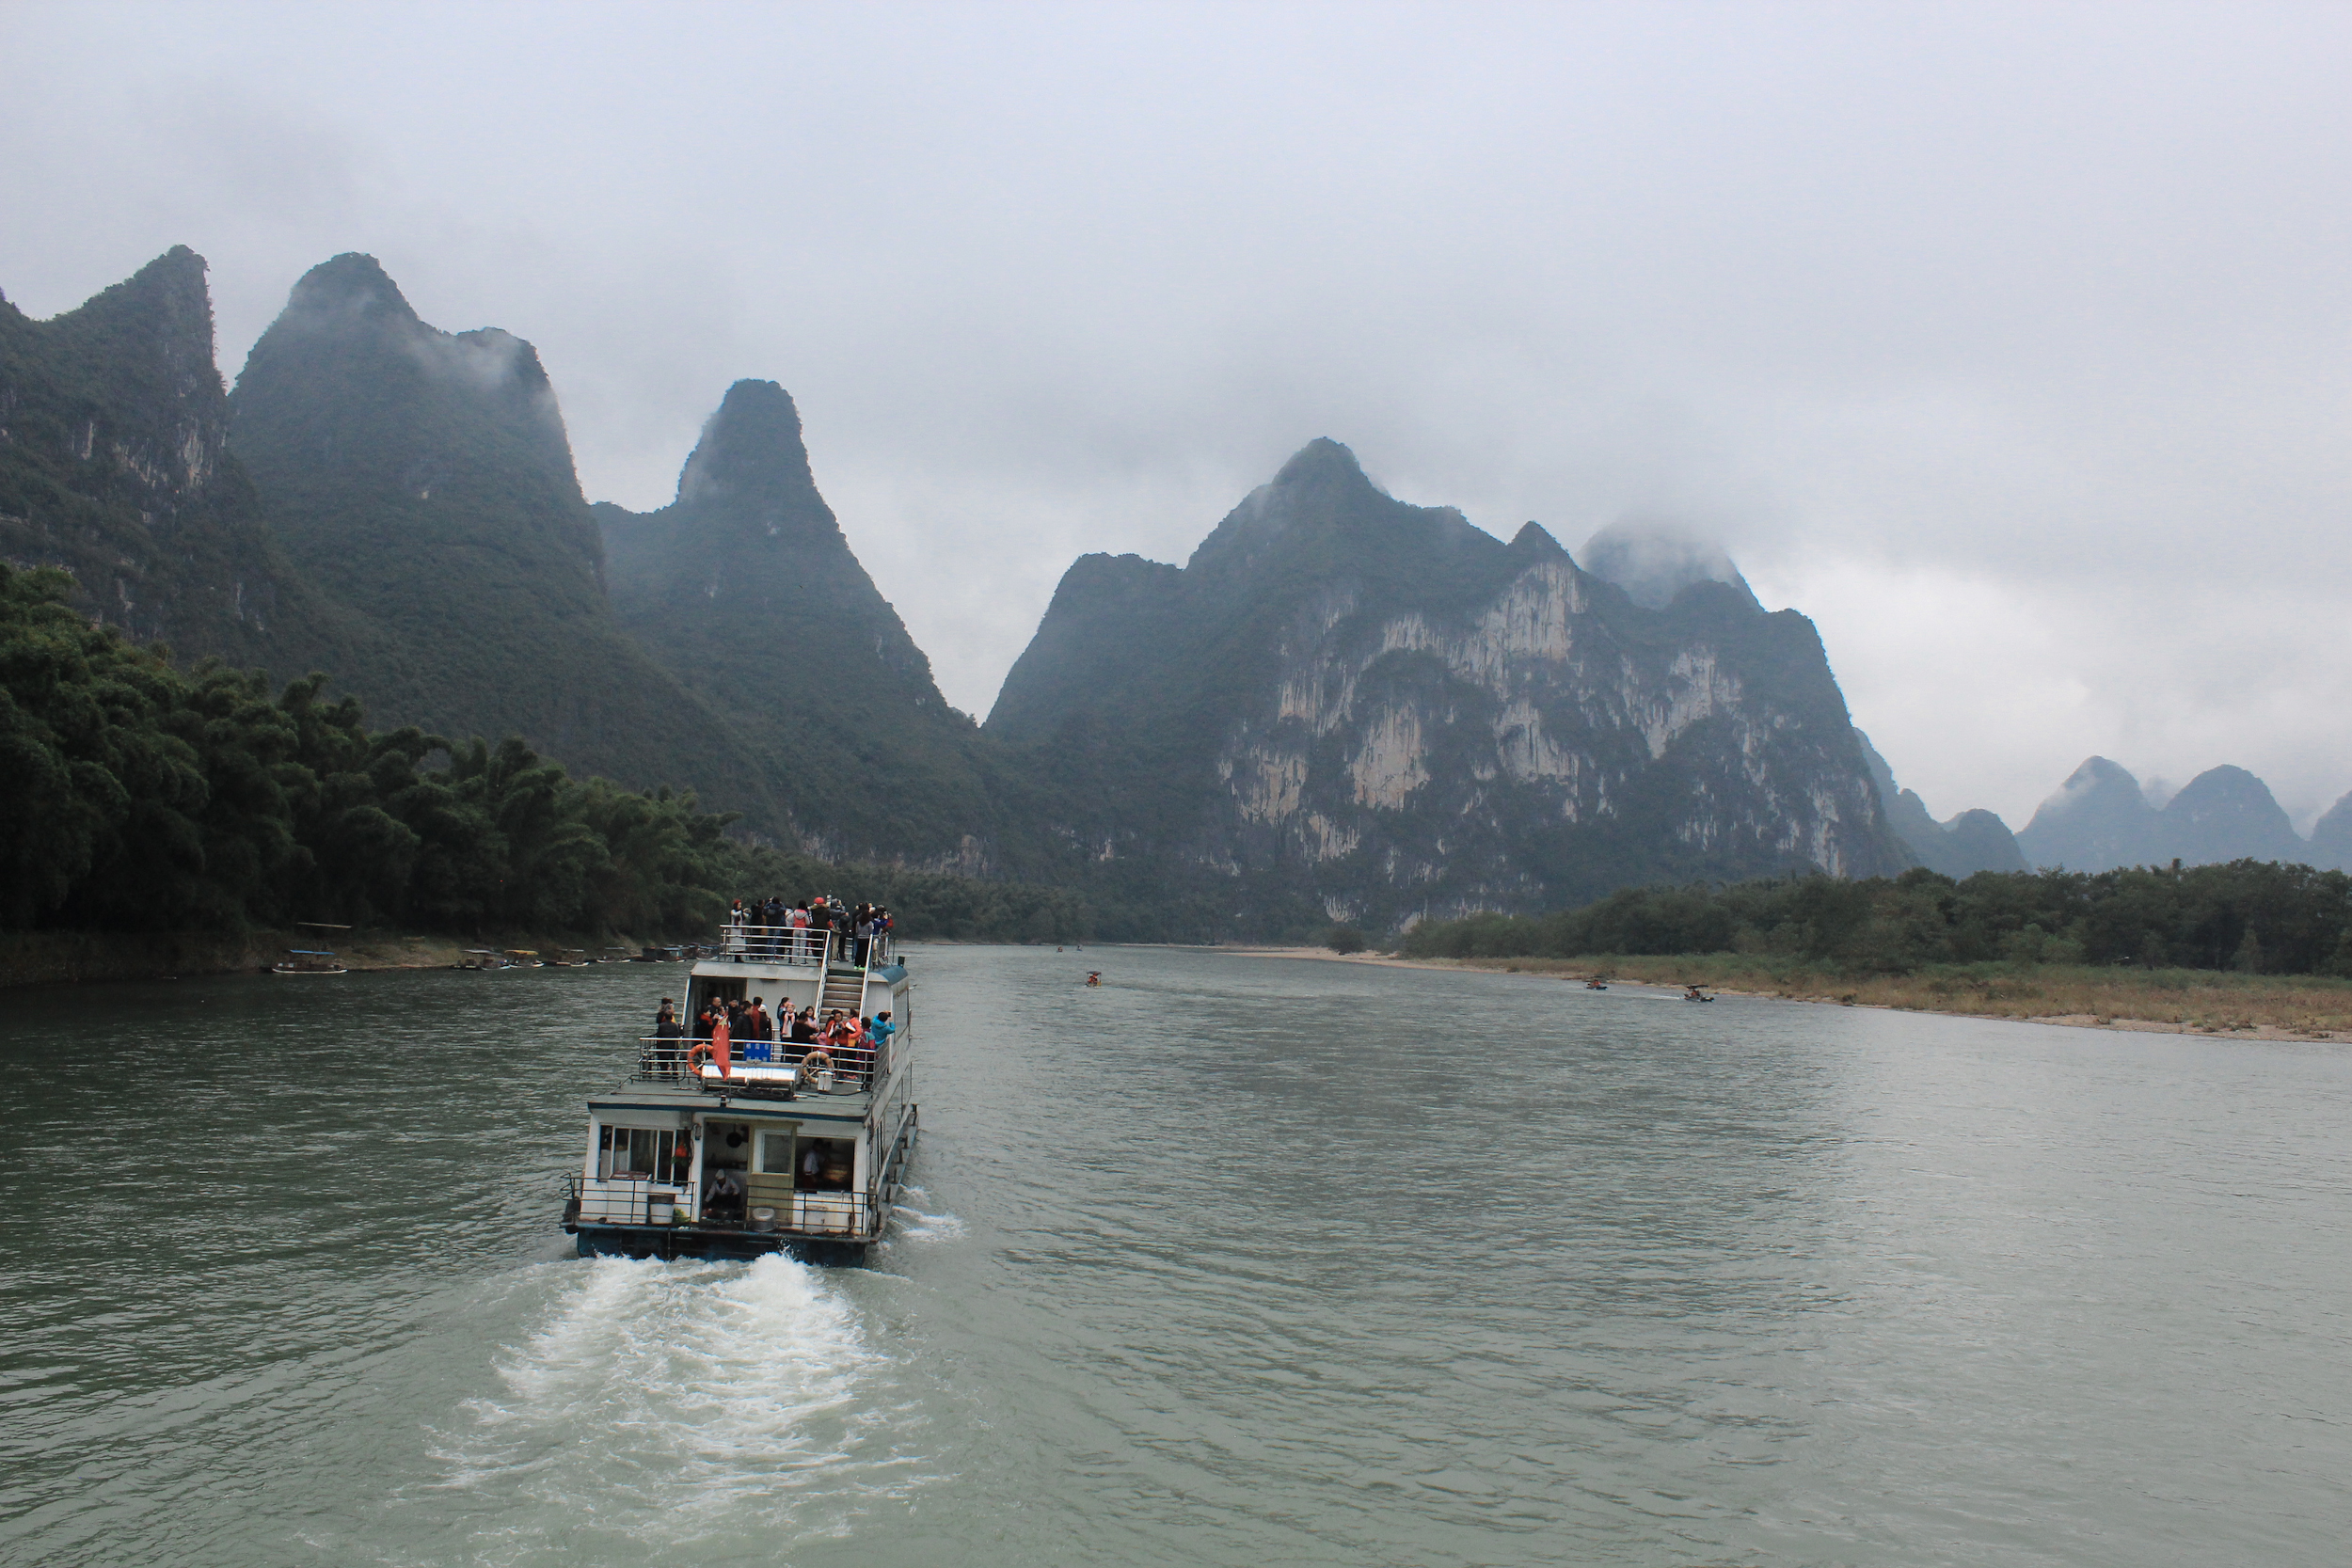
{"left": 562, "top": 916, "right": 916, "bottom": 1263}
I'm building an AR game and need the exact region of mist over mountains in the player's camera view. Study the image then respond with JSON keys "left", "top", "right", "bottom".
{"left": 7, "top": 246, "right": 2347, "bottom": 934}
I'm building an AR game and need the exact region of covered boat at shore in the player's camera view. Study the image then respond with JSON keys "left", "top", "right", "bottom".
{"left": 561, "top": 917, "right": 916, "bottom": 1264}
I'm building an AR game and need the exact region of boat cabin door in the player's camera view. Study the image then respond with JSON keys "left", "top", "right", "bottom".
{"left": 689, "top": 975, "right": 746, "bottom": 1021}
{"left": 701, "top": 1118, "right": 755, "bottom": 1225}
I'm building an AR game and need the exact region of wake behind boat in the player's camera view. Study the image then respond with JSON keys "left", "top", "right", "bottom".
{"left": 561, "top": 904, "right": 916, "bottom": 1264}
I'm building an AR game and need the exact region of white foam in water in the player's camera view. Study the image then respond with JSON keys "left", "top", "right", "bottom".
{"left": 425, "top": 1256, "right": 927, "bottom": 1558}
{"left": 886, "top": 1205, "right": 966, "bottom": 1243}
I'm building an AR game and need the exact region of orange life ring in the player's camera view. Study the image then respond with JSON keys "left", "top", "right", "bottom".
{"left": 799, "top": 1049, "right": 834, "bottom": 1076}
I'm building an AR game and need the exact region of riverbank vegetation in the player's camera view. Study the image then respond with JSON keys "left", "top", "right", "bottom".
{"left": 1, "top": 563, "right": 1092, "bottom": 951}
{"left": 1395, "top": 863, "right": 2352, "bottom": 1037}
{"left": 1438, "top": 953, "right": 2352, "bottom": 1037}
{"left": 1399, "top": 863, "right": 2352, "bottom": 976}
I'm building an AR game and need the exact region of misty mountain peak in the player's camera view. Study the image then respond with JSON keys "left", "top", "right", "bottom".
{"left": 1581, "top": 517, "right": 1760, "bottom": 611}
{"left": 675, "top": 379, "right": 814, "bottom": 508}
{"left": 2017, "top": 755, "right": 2162, "bottom": 870}
{"left": 1188, "top": 436, "right": 1489, "bottom": 579}
{"left": 1506, "top": 521, "right": 1569, "bottom": 560}
{"left": 281, "top": 252, "right": 419, "bottom": 328}
{"left": 2159, "top": 764, "right": 2302, "bottom": 863}
{"left": 2038, "top": 755, "right": 2150, "bottom": 818}
{"left": 2310, "top": 791, "right": 2352, "bottom": 872}
{"left": 34, "top": 246, "right": 225, "bottom": 404}
{"left": 1270, "top": 436, "right": 1375, "bottom": 495}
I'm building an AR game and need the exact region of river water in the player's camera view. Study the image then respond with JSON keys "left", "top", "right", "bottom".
{"left": 1, "top": 945, "right": 2346, "bottom": 1565}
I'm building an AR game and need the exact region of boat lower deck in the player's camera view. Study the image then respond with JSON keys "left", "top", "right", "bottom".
{"left": 570, "top": 1221, "right": 869, "bottom": 1266}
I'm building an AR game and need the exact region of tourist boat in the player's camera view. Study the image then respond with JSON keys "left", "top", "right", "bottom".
{"left": 561, "top": 916, "right": 916, "bottom": 1263}
{"left": 270, "top": 948, "right": 347, "bottom": 975}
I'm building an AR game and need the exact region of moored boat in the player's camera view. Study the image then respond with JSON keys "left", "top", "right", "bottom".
{"left": 270, "top": 948, "right": 347, "bottom": 975}
{"left": 561, "top": 914, "right": 916, "bottom": 1264}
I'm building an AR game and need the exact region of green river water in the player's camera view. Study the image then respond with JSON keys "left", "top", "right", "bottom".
{"left": 1, "top": 944, "right": 2346, "bottom": 1565}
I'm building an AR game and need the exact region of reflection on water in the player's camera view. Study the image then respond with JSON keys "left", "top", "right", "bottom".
{"left": 2, "top": 948, "right": 2348, "bottom": 1566}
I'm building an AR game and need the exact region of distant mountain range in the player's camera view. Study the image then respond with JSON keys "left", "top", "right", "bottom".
{"left": 2012, "top": 757, "right": 2352, "bottom": 873}
{"left": 1856, "top": 744, "right": 2352, "bottom": 878}
{"left": 5, "top": 246, "right": 2343, "bottom": 934}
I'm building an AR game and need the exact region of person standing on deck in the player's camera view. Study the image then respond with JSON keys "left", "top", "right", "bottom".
{"left": 651, "top": 999, "right": 683, "bottom": 1073}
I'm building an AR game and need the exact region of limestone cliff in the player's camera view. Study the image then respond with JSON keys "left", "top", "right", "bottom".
{"left": 0, "top": 247, "right": 346, "bottom": 667}
{"left": 989, "top": 439, "right": 1908, "bottom": 927}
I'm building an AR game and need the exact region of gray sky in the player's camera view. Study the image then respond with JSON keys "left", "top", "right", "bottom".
{"left": 5, "top": 1, "right": 2347, "bottom": 829}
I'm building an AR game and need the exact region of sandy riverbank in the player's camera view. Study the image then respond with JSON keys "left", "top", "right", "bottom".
{"left": 1216, "top": 945, "right": 2352, "bottom": 1043}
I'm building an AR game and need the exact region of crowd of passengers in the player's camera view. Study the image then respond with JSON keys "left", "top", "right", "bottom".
{"left": 648, "top": 993, "right": 896, "bottom": 1087}
{"left": 723, "top": 895, "right": 894, "bottom": 965}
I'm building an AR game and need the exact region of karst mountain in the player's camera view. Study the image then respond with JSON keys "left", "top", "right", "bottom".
{"left": 224, "top": 253, "right": 778, "bottom": 824}
{"left": 595, "top": 380, "right": 999, "bottom": 862}
{"left": 0, "top": 246, "right": 348, "bottom": 668}
{"left": 15, "top": 245, "right": 2344, "bottom": 934}
{"left": 987, "top": 438, "right": 1910, "bottom": 927}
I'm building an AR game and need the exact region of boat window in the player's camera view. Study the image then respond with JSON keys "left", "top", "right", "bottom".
{"left": 705, "top": 1122, "right": 752, "bottom": 1169}
{"left": 795, "top": 1137, "right": 855, "bottom": 1192}
{"left": 757, "top": 1131, "right": 796, "bottom": 1175}
{"left": 599, "top": 1124, "right": 691, "bottom": 1184}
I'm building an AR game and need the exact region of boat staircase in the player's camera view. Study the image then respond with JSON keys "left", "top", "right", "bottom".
{"left": 819, "top": 963, "right": 867, "bottom": 1018}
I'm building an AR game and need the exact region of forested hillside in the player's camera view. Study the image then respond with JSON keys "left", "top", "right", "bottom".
{"left": 596, "top": 380, "right": 1001, "bottom": 863}
{"left": 0, "top": 562, "right": 1094, "bottom": 943}
{"left": 227, "top": 254, "right": 783, "bottom": 831}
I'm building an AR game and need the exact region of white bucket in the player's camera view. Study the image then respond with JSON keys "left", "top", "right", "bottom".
{"left": 816, "top": 1069, "right": 835, "bottom": 1092}
{"left": 749, "top": 1206, "right": 777, "bottom": 1232}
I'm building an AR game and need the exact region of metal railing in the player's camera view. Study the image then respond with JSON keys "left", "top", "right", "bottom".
{"left": 713, "top": 925, "right": 833, "bottom": 965}
{"left": 707, "top": 925, "right": 898, "bottom": 970}
{"left": 634, "top": 1036, "right": 884, "bottom": 1092}
{"left": 563, "top": 1170, "right": 879, "bottom": 1239}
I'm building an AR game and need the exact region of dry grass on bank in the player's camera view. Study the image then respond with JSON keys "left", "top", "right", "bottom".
{"left": 1444, "top": 954, "right": 2352, "bottom": 1039}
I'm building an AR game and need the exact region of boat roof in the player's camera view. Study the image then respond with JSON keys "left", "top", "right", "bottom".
{"left": 287, "top": 949, "right": 335, "bottom": 956}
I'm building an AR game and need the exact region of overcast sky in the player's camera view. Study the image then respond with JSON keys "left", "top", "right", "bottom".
{"left": 5, "top": 1, "right": 2347, "bottom": 828}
